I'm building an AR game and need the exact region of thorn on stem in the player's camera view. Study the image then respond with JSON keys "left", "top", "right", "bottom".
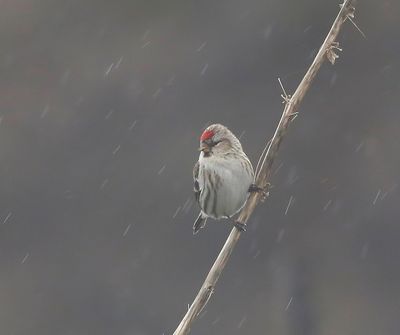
{"left": 278, "top": 77, "right": 291, "bottom": 104}
{"left": 289, "top": 111, "right": 299, "bottom": 122}
{"left": 347, "top": 16, "right": 366, "bottom": 39}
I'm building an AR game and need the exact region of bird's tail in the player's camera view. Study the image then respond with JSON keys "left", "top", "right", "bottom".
{"left": 193, "top": 213, "right": 207, "bottom": 234}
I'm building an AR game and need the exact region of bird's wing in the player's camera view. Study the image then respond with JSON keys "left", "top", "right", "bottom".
{"left": 193, "top": 161, "right": 201, "bottom": 203}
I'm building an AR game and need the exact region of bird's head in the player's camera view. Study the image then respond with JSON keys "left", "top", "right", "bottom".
{"left": 199, "top": 124, "right": 241, "bottom": 156}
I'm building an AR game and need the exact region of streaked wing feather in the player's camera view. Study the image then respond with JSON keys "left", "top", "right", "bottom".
{"left": 193, "top": 161, "right": 201, "bottom": 202}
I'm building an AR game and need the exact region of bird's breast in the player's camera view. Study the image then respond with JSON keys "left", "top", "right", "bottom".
{"left": 198, "top": 156, "right": 253, "bottom": 218}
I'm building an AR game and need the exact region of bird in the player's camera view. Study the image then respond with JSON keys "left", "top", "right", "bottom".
{"left": 193, "top": 124, "right": 259, "bottom": 234}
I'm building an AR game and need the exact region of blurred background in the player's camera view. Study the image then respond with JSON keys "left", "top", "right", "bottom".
{"left": 0, "top": 0, "right": 399, "bottom": 334}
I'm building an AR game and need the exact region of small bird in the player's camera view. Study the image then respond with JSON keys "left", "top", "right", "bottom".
{"left": 193, "top": 124, "right": 257, "bottom": 234}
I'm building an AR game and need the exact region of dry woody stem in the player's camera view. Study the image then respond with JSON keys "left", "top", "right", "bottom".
{"left": 173, "top": 1, "right": 357, "bottom": 334}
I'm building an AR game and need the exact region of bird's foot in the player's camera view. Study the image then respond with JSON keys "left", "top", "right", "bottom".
{"left": 248, "top": 183, "right": 269, "bottom": 201}
{"left": 233, "top": 220, "right": 247, "bottom": 232}
{"left": 249, "top": 183, "right": 263, "bottom": 193}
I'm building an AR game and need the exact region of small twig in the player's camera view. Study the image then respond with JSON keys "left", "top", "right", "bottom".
{"left": 173, "top": 1, "right": 359, "bottom": 334}
{"left": 278, "top": 77, "right": 291, "bottom": 104}
{"left": 340, "top": 2, "right": 366, "bottom": 39}
{"left": 347, "top": 16, "right": 366, "bottom": 39}
{"left": 255, "top": 138, "right": 272, "bottom": 179}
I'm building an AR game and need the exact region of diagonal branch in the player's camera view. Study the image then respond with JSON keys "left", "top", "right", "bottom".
{"left": 173, "top": 1, "right": 357, "bottom": 334}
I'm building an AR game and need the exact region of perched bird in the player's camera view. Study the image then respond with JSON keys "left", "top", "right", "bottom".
{"left": 193, "top": 124, "right": 257, "bottom": 234}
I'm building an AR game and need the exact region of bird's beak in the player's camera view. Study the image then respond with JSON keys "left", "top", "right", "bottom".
{"left": 199, "top": 141, "right": 211, "bottom": 153}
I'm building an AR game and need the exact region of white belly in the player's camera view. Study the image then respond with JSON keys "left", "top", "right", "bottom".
{"left": 198, "top": 155, "right": 253, "bottom": 219}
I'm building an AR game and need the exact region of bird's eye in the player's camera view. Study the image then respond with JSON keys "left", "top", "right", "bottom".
{"left": 213, "top": 140, "right": 222, "bottom": 146}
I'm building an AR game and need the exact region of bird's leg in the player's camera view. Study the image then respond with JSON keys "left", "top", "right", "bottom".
{"left": 227, "top": 215, "right": 247, "bottom": 232}
{"left": 233, "top": 220, "right": 247, "bottom": 232}
{"left": 248, "top": 183, "right": 264, "bottom": 193}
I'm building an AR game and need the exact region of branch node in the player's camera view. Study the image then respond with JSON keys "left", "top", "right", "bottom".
{"left": 347, "top": 6, "right": 355, "bottom": 19}
{"left": 260, "top": 190, "right": 270, "bottom": 202}
{"left": 339, "top": 2, "right": 355, "bottom": 19}
{"left": 289, "top": 111, "right": 299, "bottom": 122}
{"left": 253, "top": 182, "right": 271, "bottom": 202}
{"left": 340, "top": 2, "right": 365, "bottom": 39}
{"left": 281, "top": 94, "right": 292, "bottom": 104}
{"left": 326, "top": 41, "right": 342, "bottom": 65}
{"left": 193, "top": 285, "right": 214, "bottom": 318}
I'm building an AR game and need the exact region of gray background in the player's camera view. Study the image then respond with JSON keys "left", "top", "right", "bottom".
{"left": 1, "top": 0, "right": 399, "bottom": 334}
